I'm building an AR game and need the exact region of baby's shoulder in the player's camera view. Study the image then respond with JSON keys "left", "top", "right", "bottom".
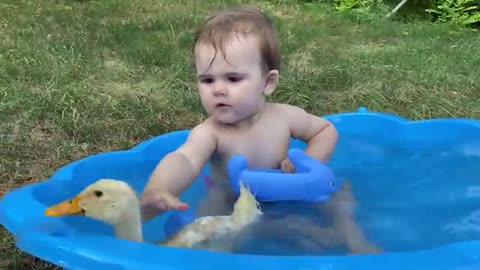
{"left": 188, "top": 119, "right": 218, "bottom": 139}
{"left": 267, "top": 102, "right": 309, "bottom": 117}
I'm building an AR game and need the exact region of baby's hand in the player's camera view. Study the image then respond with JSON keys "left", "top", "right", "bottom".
{"left": 140, "top": 191, "right": 189, "bottom": 221}
{"left": 280, "top": 158, "right": 296, "bottom": 173}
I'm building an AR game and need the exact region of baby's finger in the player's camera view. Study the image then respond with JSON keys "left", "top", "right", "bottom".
{"left": 140, "top": 193, "right": 169, "bottom": 219}
{"left": 175, "top": 203, "right": 189, "bottom": 211}
{"left": 163, "top": 193, "right": 189, "bottom": 211}
{"left": 281, "top": 159, "right": 296, "bottom": 173}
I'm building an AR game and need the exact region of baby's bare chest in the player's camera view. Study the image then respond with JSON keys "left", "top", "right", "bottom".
{"left": 215, "top": 122, "right": 291, "bottom": 169}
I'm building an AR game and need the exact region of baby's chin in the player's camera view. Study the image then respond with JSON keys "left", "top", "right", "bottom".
{"left": 212, "top": 116, "right": 238, "bottom": 125}
{"left": 210, "top": 113, "right": 242, "bottom": 124}
{"left": 209, "top": 108, "right": 259, "bottom": 126}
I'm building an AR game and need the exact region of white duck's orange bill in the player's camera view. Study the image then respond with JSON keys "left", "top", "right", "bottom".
{"left": 44, "top": 195, "right": 84, "bottom": 217}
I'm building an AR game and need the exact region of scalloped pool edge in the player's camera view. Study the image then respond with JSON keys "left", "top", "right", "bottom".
{"left": 1, "top": 107, "right": 480, "bottom": 270}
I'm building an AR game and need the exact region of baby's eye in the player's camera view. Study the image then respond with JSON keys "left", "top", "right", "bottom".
{"left": 200, "top": 77, "right": 214, "bottom": 84}
{"left": 228, "top": 76, "right": 242, "bottom": 83}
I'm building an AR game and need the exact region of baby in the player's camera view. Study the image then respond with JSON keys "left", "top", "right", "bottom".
{"left": 140, "top": 5, "right": 380, "bottom": 254}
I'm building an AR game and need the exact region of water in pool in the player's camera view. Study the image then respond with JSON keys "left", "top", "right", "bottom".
{"left": 338, "top": 135, "right": 480, "bottom": 253}
{"left": 37, "top": 134, "right": 480, "bottom": 256}
{"left": 221, "top": 135, "right": 480, "bottom": 255}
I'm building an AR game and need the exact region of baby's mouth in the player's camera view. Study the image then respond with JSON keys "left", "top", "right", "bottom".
{"left": 216, "top": 103, "right": 231, "bottom": 108}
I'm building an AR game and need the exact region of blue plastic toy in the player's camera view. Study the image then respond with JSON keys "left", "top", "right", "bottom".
{"left": 227, "top": 148, "right": 341, "bottom": 202}
{"left": 2, "top": 106, "right": 480, "bottom": 270}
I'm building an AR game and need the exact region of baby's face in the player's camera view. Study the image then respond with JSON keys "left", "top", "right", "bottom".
{"left": 194, "top": 35, "right": 276, "bottom": 124}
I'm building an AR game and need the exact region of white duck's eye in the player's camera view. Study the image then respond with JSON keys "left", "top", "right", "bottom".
{"left": 94, "top": 190, "right": 103, "bottom": 198}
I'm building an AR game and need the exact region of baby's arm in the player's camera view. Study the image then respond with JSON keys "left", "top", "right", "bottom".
{"left": 141, "top": 123, "right": 217, "bottom": 218}
{"left": 283, "top": 104, "right": 338, "bottom": 163}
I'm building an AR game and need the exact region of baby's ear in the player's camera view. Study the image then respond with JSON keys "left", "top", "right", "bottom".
{"left": 263, "top": 69, "right": 279, "bottom": 96}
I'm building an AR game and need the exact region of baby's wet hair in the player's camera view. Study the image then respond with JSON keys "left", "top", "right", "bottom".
{"left": 193, "top": 5, "right": 280, "bottom": 74}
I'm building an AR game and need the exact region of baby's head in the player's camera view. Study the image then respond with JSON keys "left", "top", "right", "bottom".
{"left": 193, "top": 5, "right": 280, "bottom": 125}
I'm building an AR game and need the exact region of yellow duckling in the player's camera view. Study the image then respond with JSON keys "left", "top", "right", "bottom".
{"left": 44, "top": 179, "right": 262, "bottom": 251}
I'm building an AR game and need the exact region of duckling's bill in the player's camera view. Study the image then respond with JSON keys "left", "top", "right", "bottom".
{"left": 44, "top": 195, "right": 85, "bottom": 217}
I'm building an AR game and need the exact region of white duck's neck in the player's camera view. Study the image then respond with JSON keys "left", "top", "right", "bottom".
{"left": 114, "top": 211, "right": 143, "bottom": 242}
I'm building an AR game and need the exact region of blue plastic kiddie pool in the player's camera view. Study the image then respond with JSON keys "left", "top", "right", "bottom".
{"left": 2, "top": 107, "right": 480, "bottom": 270}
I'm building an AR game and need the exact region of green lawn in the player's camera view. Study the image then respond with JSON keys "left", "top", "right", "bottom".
{"left": 1, "top": 0, "right": 479, "bottom": 268}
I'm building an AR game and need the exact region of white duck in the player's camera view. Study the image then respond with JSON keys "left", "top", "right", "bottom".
{"left": 44, "top": 178, "right": 263, "bottom": 250}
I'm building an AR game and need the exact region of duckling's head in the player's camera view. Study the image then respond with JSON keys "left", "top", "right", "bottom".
{"left": 45, "top": 179, "right": 140, "bottom": 226}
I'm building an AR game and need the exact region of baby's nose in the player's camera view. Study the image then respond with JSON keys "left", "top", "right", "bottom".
{"left": 213, "top": 82, "right": 227, "bottom": 96}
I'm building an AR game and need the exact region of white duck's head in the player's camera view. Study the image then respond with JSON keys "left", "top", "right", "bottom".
{"left": 45, "top": 179, "right": 143, "bottom": 241}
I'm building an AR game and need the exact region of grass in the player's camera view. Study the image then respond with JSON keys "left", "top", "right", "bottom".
{"left": 0, "top": 0, "right": 479, "bottom": 268}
